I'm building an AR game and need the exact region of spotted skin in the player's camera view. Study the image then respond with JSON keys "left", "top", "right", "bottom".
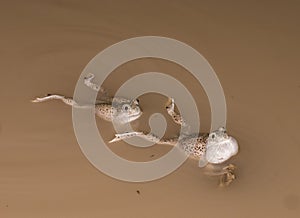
{"left": 111, "top": 132, "right": 208, "bottom": 158}
{"left": 95, "top": 103, "right": 114, "bottom": 121}
{"left": 32, "top": 74, "right": 142, "bottom": 124}
{"left": 166, "top": 98, "right": 188, "bottom": 127}
{"left": 179, "top": 133, "right": 208, "bottom": 158}
{"left": 110, "top": 98, "right": 238, "bottom": 187}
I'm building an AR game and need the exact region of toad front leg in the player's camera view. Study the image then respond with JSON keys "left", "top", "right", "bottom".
{"left": 204, "top": 164, "right": 237, "bottom": 187}
{"left": 165, "top": 98, "right": 188, "bottom": 127}
{"left": 84, "top": 73, "right": 107, "bottom": 93}
{"left": 219, "top": 164, "right": 236, "bottom": 187}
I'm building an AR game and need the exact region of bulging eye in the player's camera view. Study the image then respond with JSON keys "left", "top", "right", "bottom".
{"left": 219, "top": 127, "right": 226, "bottom": 134}
{"left": 122, "top": 104, "right": 130, "bottom": 111}
{"left": 211, "top": 133, "right": 216, "bottom": 139}
{"left": 132, "top": 99, "right": 139, "bottom": 105}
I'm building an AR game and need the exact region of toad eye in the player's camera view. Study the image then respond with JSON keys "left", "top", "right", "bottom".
{"left": 131, "top": 99, "right": 139, "bottom": 106}
{"left": 122, "top": 104, "right": 130, "bottom": 111}
{"left": 211, "top": 133, "right": 216, "bottom": 139}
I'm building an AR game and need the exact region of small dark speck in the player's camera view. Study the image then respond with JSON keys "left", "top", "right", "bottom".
{"left": 136, "top": 190, "right": 140, "bottom": 194}
{"left": 6, "top": 205, "right": 8, "bottom": 207}
{"left": 150, "top": 154, "right": 155, "bottom": 158}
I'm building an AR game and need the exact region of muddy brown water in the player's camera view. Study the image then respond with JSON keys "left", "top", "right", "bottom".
{"left": 0, "top": 1, "right": 299, "bottom": 218}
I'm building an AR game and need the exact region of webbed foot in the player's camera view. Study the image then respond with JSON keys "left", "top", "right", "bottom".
{"left": 219, "top": 164, "right": 236, "bottom": 187}
{"left": 165, "top": 97, "right": 187, "bottom": 127}
{"left": 84, "top": 73, "right": 106, "bottom": 92}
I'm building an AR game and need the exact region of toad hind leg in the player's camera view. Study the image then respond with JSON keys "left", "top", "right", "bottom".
{"left": 32, "top": 94, "right": 92, "bottom": 108}
{"left": 109, "top": 131, "right": 178, "bottom": 146}
{"left": 109, "top": 131, "right": 144, "bottom": 143}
